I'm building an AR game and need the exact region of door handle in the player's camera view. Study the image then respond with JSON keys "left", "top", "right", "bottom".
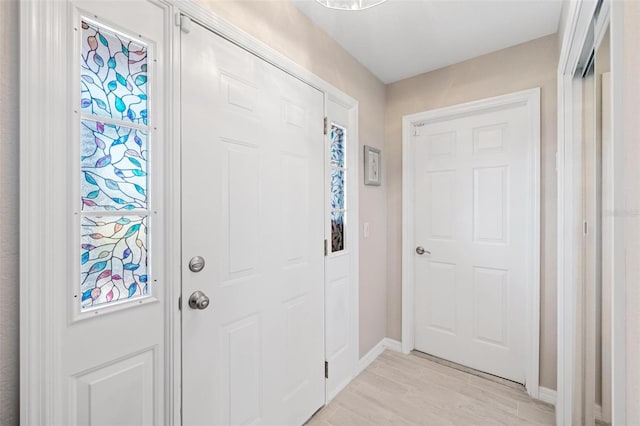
{"left": 415, "top": 246, "right": 431, "bottom": 256}
{"left": 189, "top": 291, "right": 210, "bottom": 310}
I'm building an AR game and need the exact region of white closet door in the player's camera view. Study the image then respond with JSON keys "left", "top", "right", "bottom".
{"left": 412, "top": 105, "right": 529, "bottom": 383}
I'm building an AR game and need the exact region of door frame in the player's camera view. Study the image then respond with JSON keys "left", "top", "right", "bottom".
{"left": 400, "top": 88, "right": 541, "bottom": 398}
{"left": 20, "top": 0, "right": 360, "bottom": 423}
{"left": 556, "top": 0, "right": 628, "bottom": 424}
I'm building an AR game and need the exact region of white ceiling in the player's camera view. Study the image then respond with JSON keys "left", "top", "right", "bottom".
{"left": 292, "top": 0, "right": 563, "bottom": 83}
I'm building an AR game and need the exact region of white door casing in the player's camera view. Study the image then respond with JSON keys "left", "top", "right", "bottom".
{"left": 180, "top": 20, "right": 325, "bottom": 426}
{"left": 554, "top": 2, "right": 630, "bottom": 424}
{"left": 600, "top": 71, "right": 612, "bottom": 423}
{"left": 402, "top": 89, "right": 540, "bottom": 394}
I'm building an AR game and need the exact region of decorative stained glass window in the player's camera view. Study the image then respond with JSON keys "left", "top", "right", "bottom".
{"left": 330, "top": 125, "right": 346, "bottom": 253}
{"left": 81, "top": 120, "right": 148, "bottom": 211}
{"left": 331, "top": 210, "right": 345, "bottom": 253}
{"left": 330, "top": 168, "right": 345, "bottom": 210}
{"left": 79, "top": 19, "right": 151, "bottom": 311}
{"left": 81, "top": 21, "right": 148, "bottom": 124}
{"left": 81, "top": 216, "right": 149, "bottom": 309}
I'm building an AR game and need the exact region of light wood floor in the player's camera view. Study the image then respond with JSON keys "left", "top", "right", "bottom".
{"left": 307, "top": 350, "right": 555, "bottom": 426}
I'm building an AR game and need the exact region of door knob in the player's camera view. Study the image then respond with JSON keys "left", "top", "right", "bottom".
{"left": 189, "top": 291, "right": 210, "bottom": 310}
{"left": 189, "top": 256, "right": 205, "bottom": 272}
{"left": 415, "top": 246, "right": 431, "bottom": 256}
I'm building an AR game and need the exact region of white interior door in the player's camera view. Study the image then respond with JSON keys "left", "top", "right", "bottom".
{"left": 181, "top": 19, "right": 325, "bottom": 426}
{"left": 412, "top": 105, "right": 530, "bottom": 383}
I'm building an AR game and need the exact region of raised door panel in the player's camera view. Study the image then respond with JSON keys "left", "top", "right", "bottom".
{"left": 73, "top": 349, "right": 155, "bottom": 426}
{"left": 472, "top": 123, "right": 508, "bottom": 154}
{"left": 473, "top": 166, "right": 508, "bottom": 244}
{"left": 472, "top": 267, "right": 509, "bottom": 347}
{"left": 427, "top": 171, "right": 456, "bottom": 240}
{"left": 224, "top": 144, "right": 260, "bottom": 280}
{"left": 225, "top": 316, "right": 262, "bottom": 426}
{"left": 281, "top": 154, "right": 309, "bottom": 266}
{"left": 421, "top": 261, "right": 457, "bottom": 335}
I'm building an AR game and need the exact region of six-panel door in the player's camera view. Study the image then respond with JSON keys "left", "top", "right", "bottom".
{"left": 180, "top": 21, "right": 326, "bottom": 425}
{"left": 413, "top": 106, "right": 529, "bottom": 383}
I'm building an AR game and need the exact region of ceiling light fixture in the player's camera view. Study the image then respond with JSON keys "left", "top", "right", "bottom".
{"left": 316, "top": 0, "right": 387, "bottom": 11}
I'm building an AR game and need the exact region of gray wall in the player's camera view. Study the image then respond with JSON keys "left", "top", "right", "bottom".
{"left": 0, "top": 0, "right": 20, "bottom": 424}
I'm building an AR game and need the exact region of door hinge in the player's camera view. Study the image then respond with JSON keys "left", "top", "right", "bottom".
{"left": 176, "top": 14, "right": 192, "bottom": 33}
{"left": 323, "top": 117, "right": 328, "bottom": 135}
{"left": 584, "top": 221, "right": 588, "bottom": 235}
{"left": 325, "top": 361, "right": 329, "bottom": 379}
{"left": 324, "top": 239, "right": 328, "bottom": 256}
{"left": 178, "top": 296, "right": 182, "bottom": 311}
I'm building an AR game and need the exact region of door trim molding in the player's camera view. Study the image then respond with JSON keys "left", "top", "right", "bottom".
{"left": 400, "top": 88, "right": 541, "bottom": 398}
{"left": 556, "top": 1, "right": 597, "bottom": 423}
{"left": 556, "top": 1, "right": 628, "bottom": 424}
{"left": 20, "top": 1, "right": 68, "bottom": 422}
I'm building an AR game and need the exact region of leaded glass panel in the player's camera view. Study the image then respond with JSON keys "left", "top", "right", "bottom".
{"left": 330, "top": 168, "right": 345, "bottom": 210}
{"left": 81, "top": 120, "right": 148, "bottom": 211}
{"left": 330, "top": 126, "right": 345, "bottom": 167}
{"left": 81, "top": 21, "right": 148, "bottom": 125}
{"left": 331, "top": 211, "right": 345, "bottom": 252}
{"left": 79, "top": 19, "right": 151, "bottom": 312}
{"left": 330, "top": 123, "right": 346, "bottom": 253}
{"left": 81, "top": 216, "right": 149, "bottom": 309}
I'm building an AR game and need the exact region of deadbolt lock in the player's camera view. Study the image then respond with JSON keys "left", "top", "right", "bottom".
{"left": 189, "top": 256, "right": 205, "bottom": 272}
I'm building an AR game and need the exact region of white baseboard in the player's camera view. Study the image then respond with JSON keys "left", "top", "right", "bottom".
{"left": 538, "top": 386, "right": 557, "bottom": 405}
{"left": 356, "top": 340, "right": 385, "bottom": 375}
{"left": 356, "top": 337, "right": 403, "bottom": 375}
{"left": 594, "top": 404, "right": 603, "bottom": 422}
{"left": 382, "top": 338, "right": 402, "bottom": 352}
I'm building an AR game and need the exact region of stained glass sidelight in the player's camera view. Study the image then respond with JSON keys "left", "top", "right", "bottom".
{"left": 330, "top": 124, "right": 346, "bottom": 253}
{"left": 81, "top": 21, "right": 148, "bottom": 125}
{"left": 81, "top": 120, "right": 148, "bottom": 211}
{"left": 330, "top": 126, "right": 345, "bottom": 168}
{"left": 81, "top": 216, "right": 149, "bottom": 309}
{"left": 330, "top": 168, "right": 345, "bottom": 210}
{"left": 331, "top": 211, "right": 345, "bottom": 252}
{"left": 79, "top": 19, "right": 151, "bottom": 311}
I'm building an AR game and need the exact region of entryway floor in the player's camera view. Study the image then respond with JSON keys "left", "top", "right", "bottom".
{"left": 307, "top": 350, "right": 554, "bottom": 425}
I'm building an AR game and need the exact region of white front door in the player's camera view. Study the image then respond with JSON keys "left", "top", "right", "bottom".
{"left": 181, "top": 20, "right": 325, "bottom": 426}
{"left": 412, "top": 105, "right": 529, "bottom": 383}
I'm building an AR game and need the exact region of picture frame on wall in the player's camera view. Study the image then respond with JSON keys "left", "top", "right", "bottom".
{"left": 364, "top": 145, "right": 381, "bottom": 186}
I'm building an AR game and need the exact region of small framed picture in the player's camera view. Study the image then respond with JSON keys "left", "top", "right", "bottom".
{"left": 364, "top": 145, "right": 382, "bottom": 186}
